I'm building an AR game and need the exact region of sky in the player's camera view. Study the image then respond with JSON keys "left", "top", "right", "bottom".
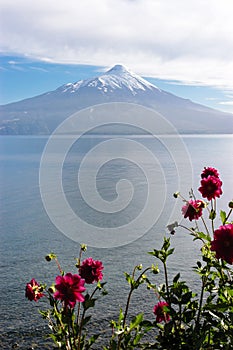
{"left": 1, "top": 0, "right": 233, "bottom": 114}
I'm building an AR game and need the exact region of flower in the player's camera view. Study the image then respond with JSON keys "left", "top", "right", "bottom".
{"left": 79, "top": 258, "right": 104, "bottom": 284}
{"left": 25, "top": 278, "right": 44, "bottom": 301}
{"left": 198, "top": 175, "right": 222, "bottom": 200}
{"left": 153, "top": 301, "right": 170, "bottom": 323}
{"left": 182, "top": 200, "right": 205, "bottom": 221}
{"left": 211, "top": 224, "right": 233, "bottom": 264}
{"left": 54, "top": 273, "right": 86, "bottom": 308}
{"left": 201, "top": 167, "right": 219, "bottom": 179}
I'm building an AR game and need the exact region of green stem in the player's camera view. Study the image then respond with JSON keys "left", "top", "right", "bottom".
{"left": 116, "top": 267, "right": 151, "bottom": 350}
{"left": 122, "top": 267, "right": 151, "bottom": 328}
{"left": 163, "top": 261, "right": 171, "bottom": 306}
{"left": 195, "top": 275, "right": 206, "bottom": 331}
{"left": 77, "top": 285, "right": 99, "bottom": 350}
{"left": 178, "top": 224, "right": 197, "bottom": 235}
{"left": 55, "top": 257, "right": 63, "bottom": 274}
{"left": 67, "top": 310, "right": 74, "bottom": 350}
{"left": 201, "top": 216, "right": 210, "bottom": 237}
{"left": 225, "top": 208, "right": 232, "bottom": 224}
{"left": 211, "top": 199, "right": 215, "bottom": 234}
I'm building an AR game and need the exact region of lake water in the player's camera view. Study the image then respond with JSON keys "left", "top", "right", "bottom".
{"left": 0, "top": 134, "right": 232, "bottom": 349}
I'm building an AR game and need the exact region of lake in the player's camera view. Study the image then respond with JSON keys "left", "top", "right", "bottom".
{"left": 0, "top": 134, "right": 232, "bottom": 349}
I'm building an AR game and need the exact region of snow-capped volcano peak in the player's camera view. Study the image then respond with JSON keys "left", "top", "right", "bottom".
{"left": 105, "top": 64, "right": 130, "bottom": 74}
{"left": 58, "top": 64, "right": 160, "bottom": 96}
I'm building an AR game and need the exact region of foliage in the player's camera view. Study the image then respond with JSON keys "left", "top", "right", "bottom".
{"left": 26, "top": 167, "right": 233, "bottom": 349}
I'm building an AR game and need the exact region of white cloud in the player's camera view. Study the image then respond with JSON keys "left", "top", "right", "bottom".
{"left": 219, "top": 101, "right": 233, "bottom": 106}
{"left": 1, "top": 0, "right": 233, "bottom": 90}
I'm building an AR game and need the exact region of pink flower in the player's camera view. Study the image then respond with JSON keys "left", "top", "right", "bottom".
{"left": 79, "top": 258, "right": 104, "bottom": 284}
{"left": 211, "top": 224, "right": 233, "bottom": 264}
{"left": 201, "top": 167, "right": 219, "bottom": 179}
{"left": 54, "top": 273, "right": 86, "bottom": 308}
{"left": 153, "top": 301, "right": 170, "bottom": 323}
{"left": 25, "top": 278, "right": 44, "bottom": 302}
{"left": 198, "top": 175, "right": 222, "bottom": 201}
{"left": 182, "top": 199, "right": 205, "bottom": 221}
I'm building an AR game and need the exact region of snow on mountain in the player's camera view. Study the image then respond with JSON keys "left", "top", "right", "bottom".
{"left": 0, "top": 64, "right": 232, "bottom": 135}
{"left": 56, "top": 64, "right": 159, "bottom": 96}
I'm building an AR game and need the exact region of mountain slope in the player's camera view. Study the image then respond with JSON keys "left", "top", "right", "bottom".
{"left": 0, "top": 64, "right": 232, "bottom": 134}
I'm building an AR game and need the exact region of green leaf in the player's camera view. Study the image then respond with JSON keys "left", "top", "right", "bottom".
{"left": 196, "top": 231, "right": 211, "bottom": 242}
{"left": 167, "top": 248, "right": 175, "bottom": 256}
{"left": 83, "top": 294, "right": 97, "bottom": 309}
{"left": 220, "top": 210, "right": 227, "bottom": 224}
{"left": 181, "top": 291, "right": 192, "bottom": 304}
{"left": 124, "top": 272, "right": 133, "bottom": 286}
{"left": 81, "top": 315, "right": 92, "bottom": 327}
{"left": 173, "top": 273, "right": 180, "bottom": 283}
{"left": 129, "top": 313, "right": 143, "bottom": 330}
{"left": 148, "top": 249, "right": 160, "bottom": 258}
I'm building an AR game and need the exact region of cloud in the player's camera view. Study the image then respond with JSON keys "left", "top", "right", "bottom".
{"left": 219, "top": 101, "right": 233, "bottom": 106}
{"left": 1, "top": 0, "right": 233, "bottom": 90}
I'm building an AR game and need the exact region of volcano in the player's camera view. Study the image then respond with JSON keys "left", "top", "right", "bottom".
{"left": 0, "top": 64, "right": 232, "bottom": 134}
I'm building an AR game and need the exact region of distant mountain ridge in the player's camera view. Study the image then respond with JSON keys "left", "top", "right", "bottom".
{"left": 0, "top": 64, "right": 232, "bottom": 134}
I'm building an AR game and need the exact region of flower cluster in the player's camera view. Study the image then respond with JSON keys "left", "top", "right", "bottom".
{"left": 178, "top": 167, "right": 233, "bottom": 265}
{"left": 198, "top": 166, "right": 223, "bottom": 200}
{"left": 25, "top": 166, "right": 233, "bottom": 350}
{"left": 25, "top": 250, "right": 105, "bottom": 349}
{"left": 25, "top": 256, "right": 104, "bottom": 308}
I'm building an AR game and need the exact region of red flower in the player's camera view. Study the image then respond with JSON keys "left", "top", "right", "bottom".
{"left": 198, "top": 175, "right": 222, "bottom": 201}
{"left": 211, "top": 224, "right": 233, "bottom": 264}
{"left": 201, "top": 167, "right": 219, "bottom": 179}
{"left": 153, "top": 301, "right": 170, "bottom": 323}
{"left": 79, "top": 258, "right": 104, "bottom": 284}
{"left": 182, "top": 199, "right": 205, "bottom": 221}
{"left": 54, "top": 273, "right": 86, "bottom": 308}
{"left": 25, "top": 278, "right": 44, "bottom": 301}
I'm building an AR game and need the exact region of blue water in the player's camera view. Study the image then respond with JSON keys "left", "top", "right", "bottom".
{"left": 0, "top": 134, "right": 232, "bottom": 347}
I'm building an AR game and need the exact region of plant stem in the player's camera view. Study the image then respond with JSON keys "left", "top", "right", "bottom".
{"left": 195, "top": 275, "right": 206, "bottom": 331}
{"left": 211, "top": 199, "right": 215, "bottom": 234}
{"left": 77, "top": 286, "right": 99, "bottom": 350}
{"left": 55, "top": 257, "right": 63, "bottom": 274}
{"left": 116, "top": 267, "right": 150, "bottom": 350}
{"left": 225, "top": 208, "right": 232, "bottom": 224}
{"left": 163, "top": 262, "right": 171, "bottom": 306}
{"left": 201, "top": 216, "right": 210, "bottom": 237}
{"left": 122, "top": 267, "right": 151, "bottom": 328}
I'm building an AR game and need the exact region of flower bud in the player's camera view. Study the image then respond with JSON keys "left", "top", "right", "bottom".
{"left": 151, "top": 264, "right": 159, "bottom": 274}
{"left": 80, "top": 244, "right": 87, "bottom": 252}
{"left": 45, "top": 252, "right": 57, "bottom": 262}
{"left": 228, "top": 200, "right": 233, "bottom": 209}
{"left": 167, "top": 221, "right": 178, "bottom": 233}
{"left": 48, "top": 285, "right": 56, "bottom": 293}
